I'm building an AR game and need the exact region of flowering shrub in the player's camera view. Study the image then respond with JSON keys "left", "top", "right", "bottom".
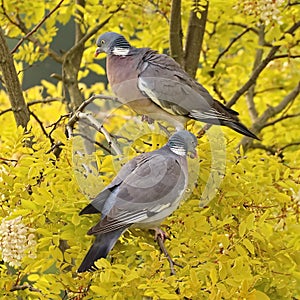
{"left": 0, "top": 216, "right": 36, "bottom": 267}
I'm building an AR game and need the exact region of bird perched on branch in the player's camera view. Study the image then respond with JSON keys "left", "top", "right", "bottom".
{"left": 77, "top": 130, "right": 197, "bottom": 272}
{"left": 94, "top": 32, "right": 258, "bottom": 140}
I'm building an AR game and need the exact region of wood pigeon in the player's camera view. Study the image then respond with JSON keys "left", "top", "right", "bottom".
{"left": 95, "top": 32, "right": 258, "bottom": 140}
{"left": 77, "top": 130, "right": 197, "bottom": 272}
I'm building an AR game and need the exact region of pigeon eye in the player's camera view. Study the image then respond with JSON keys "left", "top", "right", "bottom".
{"left": 100, "top": 40, "right": 105, "bottom": 45}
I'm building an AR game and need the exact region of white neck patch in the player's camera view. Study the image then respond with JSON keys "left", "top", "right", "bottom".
{"left": 112, "top": 47, "right": 130, "bottom": 56}
{"left": 170, "top": 146, "right": 186, "bottom": 156}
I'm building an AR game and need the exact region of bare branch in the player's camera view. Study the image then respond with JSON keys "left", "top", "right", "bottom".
{"left": 227, "top": 21, "right": 300, "bottom": 108}
{"left": 253, "top": 82, "right": 300, "bottom": 132}
{"left": 211, "top": 28, "right": 251, "bottom": 72}
{"left": 67, "top": 94, "right": 119, "bottom": 130}
{"left": 0, "top": 28, "right": 30, "bottom": 128}
{"left": 280, "top": 141, "right": 300, "bottom": 151}
{"left": 228, "top": 22, "right": 259, "bottom": 34}
{"left": 71, "top": 4, "right": 123, "bottom": 51}
{"left": 249, "top": 143, "right": 278, "bottom": 155}
{"left": 1, "top": 0, "right": 21, "bottom": 28}
{"left": 10, "top": 0, "right": 65, "bottom": 54}
{"left": 10, "top": 284, "right": 42, "bottom": 293}
{"left": 246, "top": 25, "right": 265, "bottom": 121}
{"left": 30, "top": 110, "right": 54, "bottom": 142}
{"left": 75, "top": 112, "right": 122, "bottom": 155}
{"left": 184, "top": 1, "right": 209, "bottom": 78}
{"left": 62, "top": 4, "right": 123, "bottom": 109}
{"left": 169, "top": 0, "right": 184, "bottom": 65}
{"left": 73, "top": 132, "right": 112, "bottom": 154}
{"left": 255, "top": 86, "right": 285, "bottom": 95}
{"left": 240, "top": 82, "right": 300, "bottom": 151}
{"left": 147, "top": 0, "right": 169, "bottom": 23}
{"left": 263, "top": 112, "right": 300, "bottom": 128}
{"left": 271, "top": 54, "right": 300, "bottom": 60}
{"left": 65, "top": 94, "right": 122, "bottom": 155}
{"left": 0, "top": 98, "right": 63, "bottom": 116}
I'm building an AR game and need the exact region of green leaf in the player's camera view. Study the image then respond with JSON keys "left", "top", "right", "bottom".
{"left": 90, "top": 285, "right": 109, "bottom": 296}
{"left": 239, "top": 221, "right": 247, "bottom": 238}
{"left": 243, "top": 238, "right": 255, "bottom": 254}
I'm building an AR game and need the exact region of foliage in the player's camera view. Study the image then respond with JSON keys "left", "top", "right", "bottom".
{"left": 0, "top": 0, "right": 300, "bottom": 299}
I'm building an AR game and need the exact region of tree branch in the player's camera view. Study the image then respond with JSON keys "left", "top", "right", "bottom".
{"left": 263, "top": 112, "right": 300, "bottom": 128}
{"left": 75, "top": 112, "right": 122, "bottom": 155}
{"left": 66, "top": 94, "right": 119, "bottom": 131}
{"left": 253, "top": 82, "right": 300, "bottom": 132}
{"left": 169, "top": 0, "right": 184, "bottom": 66}
{"left": 147, "top": 0, "right": 169, "bottom": 23}
{"left": 240, "top": 82, "right": 300, "bottom": 151}
{"left": 211, "top": 28, "right": 251, "bottom": 72}
{"left": 0, "top": 28, "right": 30, "bottom": 128}
{"left": 62, "top": 4, "right": 123, "bottom": 109}
{"left": 1, "top": 0, "right": 63, "bottom": 63}
{"left": 280, "top": 141, "right": 300, "bottom": 151}
{"left": 0, "top": 98, "right": 62, "bottom": 116}
{"left": 10, "top": 0, "right": 65, "bottom": 54}
{"left": 271, "top": 54, "right": 300, "bottom": 60}
{"left": 246, "top": 25, "right": 265, "bottom": 121}
{"left": 228, "top": 22, "right": 259, "bottom": 34}
{"left": 69, "top": 4, "right": 123, "bottom": 52}
{"left": 184, "top": 1, "right": 209, "bottom": 78}
{"left": 227, "top": 21, "right": 300, "bottom": 108}
{"left": 30, "top": 110, "right": 54, "bottom": 144}
{"left": 10, "top": 284, "right": 42, "bottom": 293}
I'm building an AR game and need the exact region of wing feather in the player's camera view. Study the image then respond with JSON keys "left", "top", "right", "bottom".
{"left": 87, "top": 151, "right": 187, "bottom": 235}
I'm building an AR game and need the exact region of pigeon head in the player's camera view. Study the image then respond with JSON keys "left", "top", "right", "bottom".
{"left": 167, "top": 130, "right": 198, "bottom": 157}
{"left": 95, "top": 32, "right": 131, "bottom": 56}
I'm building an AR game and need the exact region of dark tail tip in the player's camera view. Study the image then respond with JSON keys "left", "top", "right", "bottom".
{"left": 77, "top": 229, "right": 126, "bottom": 273}
{"left": 225, "top": 121, "right": 260, "bottom": 140}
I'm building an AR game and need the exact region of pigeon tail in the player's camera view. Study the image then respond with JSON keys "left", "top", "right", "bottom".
{"left": 79, "top": 203, "right": 100, "bottom": 215}
{"left": 77, "top": 228, "right": 125, "bottom": 273}
{"left": 213, "top": 101, "right": 259, "bottom": 140}
{"left": 221, "top": 120, "right": 259, "bottom": 140}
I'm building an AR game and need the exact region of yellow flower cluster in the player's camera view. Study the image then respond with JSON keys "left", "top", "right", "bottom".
{"left": 0, "top": 216, "right": 36, "bottom": 267}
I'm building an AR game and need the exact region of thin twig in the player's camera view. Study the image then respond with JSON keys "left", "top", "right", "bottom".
{"left": 0, "top": 157, "right": 18, "bottom": 163}
{"left": 73, "top": 132, "right": 112, "bottom": 154}
{"left": 263, "top": 113, "right": 300, "bottom": 128}
{"left": 148, "top": 0, "right": 169, "bottom": 23}
{"left": 75, "top": 112, "right": 122, "bottom": 155}
{"left": 227, "top": 21, "right": 300, "bottom": 108}
{"left": 10, "top": 284, "right": 42, "bottom": 293}
{"left": 211, "top": 28, "right": 251, "bottom": 71}
{"left": 0, "top": 98, "right": 62, "bottom": 117}
{"left": 27, "top": 97, "right": 63, "bottom": 106}
{"left": 253, "top": 82, "right": 300, "bottom": 132}
{"left": 1, "top": 0, "right": 20, "bottom": 28}
{"left": 255, "top": 86, "right": 285, "bottom": 95}
{"left": 30, "top": 110, "right": 54, "bottom": 144}
{"left": 271, "top": 54, "right": 300, "bottom": 60}
{"left": 246, "top": 24, "right": 265, "bottom": 121}
{"left": 47, "top": 113, "right": 70, "bottom": 138}
{"left": 67, "top": 4, "right": 123, "bottom": 54}
{"left": 280, "top": 142, "right": 300, "bottom": 151}
{"left": 67, "top": 94, "right": 119, "bottom": 131}
{"left": 228, "top": 22, "right": 259, "bottom": 34}
{"left": 249, "top": 143, "right": 278, "bottom": 155}
{"left": 11, "top": 0, "right": 65, "bottom": 54}
{"left": 239, "top": 82, "right": 300, "bottom": 150}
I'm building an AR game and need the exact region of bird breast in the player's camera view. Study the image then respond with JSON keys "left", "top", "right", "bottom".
{"left": 107, "top": 54, "right": 144, "bottom": 102}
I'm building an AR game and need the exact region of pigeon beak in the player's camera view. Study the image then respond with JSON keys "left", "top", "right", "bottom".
{"left": 189, "top": 150, "right": 198, "bottom": 159}
{"left": 94, "top": 47, "right": 102, "bottom": 57}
